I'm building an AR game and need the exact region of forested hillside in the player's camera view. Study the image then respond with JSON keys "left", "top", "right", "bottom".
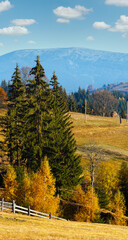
{"left": 0, "top": 58, "right": 128, "bottom": 225}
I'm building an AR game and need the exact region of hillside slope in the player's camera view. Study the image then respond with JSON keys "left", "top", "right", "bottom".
{"left": 70, "top": 112, "right": 128, "bottom": 167}
{"left": 1, "top": 48, "right": 128, "bottom": 92}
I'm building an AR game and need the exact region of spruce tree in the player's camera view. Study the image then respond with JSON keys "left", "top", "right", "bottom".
{"left": 3, "top": 64, "right": 26, "bottom": 167}
{"left": 48, "top": 72, "right": 82, "bottom": 189}
{"left": 24, "top": 57, "right": 51, "bottom": 170}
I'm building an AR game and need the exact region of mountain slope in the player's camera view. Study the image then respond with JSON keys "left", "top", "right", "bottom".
{"left": 0, "top": 47, "right": 128, "bottom": 92}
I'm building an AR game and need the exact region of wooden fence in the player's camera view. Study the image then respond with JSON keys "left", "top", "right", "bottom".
{"left": 0, "top": 198, "right": 66, "bottom": 221}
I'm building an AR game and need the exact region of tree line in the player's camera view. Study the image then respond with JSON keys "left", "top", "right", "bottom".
{"left": 68, "top": 87, "right": 127, "bottom": 118}
{"left": 1, "top": 77, "right": 127, "bottom": 118}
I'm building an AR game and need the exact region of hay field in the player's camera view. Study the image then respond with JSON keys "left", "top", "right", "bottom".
{"left": 0, "top": 211, "right": 128, "bottom": 240}
{"left": 70, "top": 112, "right": 128, "bottom": 166}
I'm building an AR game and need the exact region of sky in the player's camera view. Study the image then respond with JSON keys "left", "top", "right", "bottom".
{"left": 1, "top": 0, "right": 128, "bottom": 55}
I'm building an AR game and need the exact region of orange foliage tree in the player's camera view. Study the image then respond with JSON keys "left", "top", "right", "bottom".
{"left": 72, "top": 185, "right": 99, "bottom": 222}
{"left": 25, "top": 157, "right": 59, "bottom": 215}
{"left": 111, "top": 190, "right": 126, "bottom": 226}
{"left": 0, "top": 86, "right": 7, "bottom": 108}
{"left": 1, "top": 158, "right": 59, "bottom": 215}
{"left": 2, "top": 165, "right": 18, "bottom": 201}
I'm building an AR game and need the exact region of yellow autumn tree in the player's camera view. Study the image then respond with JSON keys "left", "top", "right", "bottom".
{"left": 111, "top": 190, "right": 126, "bottom": 226}
{"left": 2, "top": 165, "right": 18, "bottom": 201}
{"left": 28, "top": 156, "right": 59, "bottom": 215}
{"left": 72, "top": 185, "right": 99, "bottom": 222}
{"left": 95, "top": 162, "right": 118, "bottom": 209}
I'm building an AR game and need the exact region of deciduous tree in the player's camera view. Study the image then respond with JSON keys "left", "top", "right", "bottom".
{"left": 92, "top": 90, "right": 118, "bottom": 117}
{"left": 111, "top": 190, "right": 126, "bottom": 225}
{"left": 73, "top": 185, "right": 99, "bottom": 222}
{"left": 95, "top": 162, "right": 118, "bottom": 209}
{"left": 2, "top": 165, "right": 18, "bottom": 201}
{"left": 28, "top": 157, "right": 59, "bottom": 214}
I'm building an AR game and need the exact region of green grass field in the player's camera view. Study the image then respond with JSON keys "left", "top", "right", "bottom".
{"left": 0, "top": 211, "right": 128, "bottom": 240}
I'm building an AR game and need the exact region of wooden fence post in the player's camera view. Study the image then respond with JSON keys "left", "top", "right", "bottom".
{"left": 28, "top": 206, "right": 30, "bottom": 216}
{"left": 1, "top": 198, "right": 4, "bottom": 212}
{"left": 12, "top": 200, "right": 15, "bottom": 213}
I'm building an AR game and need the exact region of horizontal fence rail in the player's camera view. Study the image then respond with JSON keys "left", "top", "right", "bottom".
{"left": 0, "top": 198, "right": 66, "bottom": 221}
{"left": 0, "top": 199, "right": 13, "bottom": 212}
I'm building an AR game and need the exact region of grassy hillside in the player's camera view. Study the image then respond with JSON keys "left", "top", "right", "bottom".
{"left": 0, "top": 211, "right": 128, "bottom": 240}
{"left": 70, "top": 112, "right": 128, "bottom": 168}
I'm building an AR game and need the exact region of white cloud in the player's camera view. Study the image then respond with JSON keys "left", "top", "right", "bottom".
{"left": 105, "top": 0, "right": 128, "bottom": 7}
{"left": 0, "top": 26, "right": 29, "bottom": 36}
{"left": 53, "top": 5, "right": 92, "bottom": 20}
{"left": 56, "top": 18, "right": 70, "bottom": 23}
{"left": 11, "top": 19, "right": 36, "bottom": 26}
{"left": 0, "top": 42, "right": 3, "bottom": 46}
{"left": 86, "top": 36, "right": 94, "bottom": 41}
{"left": 0, "top": 0, "right": 13, "bottom": 13}
{"left": 93, "top": 21, "right": 110, "bottom": 29}
{"left": 28, "top": 40, "right": 36, "bottom": 44}
{"left": 109, "top": 15, "right": 128, "bottom": 32}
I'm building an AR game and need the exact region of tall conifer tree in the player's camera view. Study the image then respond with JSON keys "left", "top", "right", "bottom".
{"left": 48, "top": 72, "right": 82, "bottom": 189}
{"left": 4, "top": 64, "right": 26, "bottom": 167}
{"left": 24, "top": 57, "right": 51, "bottom": 170}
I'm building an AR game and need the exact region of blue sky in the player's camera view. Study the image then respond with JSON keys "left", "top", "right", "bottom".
{"left": 1, "top": 0, "right": 128, "bottom": 55}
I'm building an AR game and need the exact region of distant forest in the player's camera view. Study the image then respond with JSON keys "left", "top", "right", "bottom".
{"left": 1, "top": 74, "right": 128, "bottom": 119}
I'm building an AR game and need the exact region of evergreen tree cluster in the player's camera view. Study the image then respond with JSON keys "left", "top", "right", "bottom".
{"left": 1, "top": 57, "right": 82, "bottom": 190}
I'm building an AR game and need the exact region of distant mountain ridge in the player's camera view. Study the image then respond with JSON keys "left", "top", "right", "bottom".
{"left": 89, "top": 82, "right": 128, "bottom": 94}
{"left": 0, "top": 47, "right": 128, "bottom": 93}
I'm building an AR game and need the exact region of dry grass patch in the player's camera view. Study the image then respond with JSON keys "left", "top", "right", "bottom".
{"left": 0, "top": 212, "right": 128, "bottom": 240}
{"left": 70, "top": 112, "right": 128, "bottom": 163}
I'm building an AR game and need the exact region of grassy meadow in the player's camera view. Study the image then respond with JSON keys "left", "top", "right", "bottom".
{"left": 0, "top": 211, "right": 128, "bottom": 240}
{"left": 70, "top": 112, "right": 128, "bottom": 169}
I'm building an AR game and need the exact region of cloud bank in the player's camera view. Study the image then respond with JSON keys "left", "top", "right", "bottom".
{"left": 0, "top": 0, "right": 13, "bottom": 13}
{"left": 109, "top": 15, "right": 128, "bottom": 32}
{"left": 11, "top": 19, "right": 36, "bottom": 26}
{"left": 0, "top": 26, "right": 29, "bottom": 36}
{"left": 53, "top": 5, "right": 92, "bottom": 23}
{"left": 105, "top": 0, "right": 128, "bottom": 7}
{"left": 93, "top": 22, "right": 110, "bottom": 29}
